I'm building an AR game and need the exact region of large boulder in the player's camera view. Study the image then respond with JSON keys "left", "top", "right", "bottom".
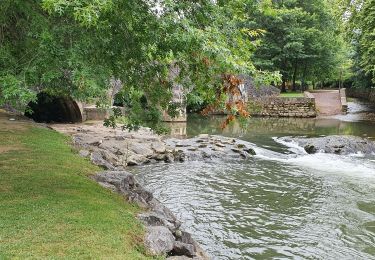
{"left": 144, "top": 226, "right": 175, "bottom": 255}
{"left": 93, "top": 171, "right": 153, "bottom": 208}
{"left": 138, "top": 211, "right": 181, "bottom": 232}
{"left": 171, "top": 241, "right": 196, "bottom": 257}
{"left": 90, "top": 151, "right": 116, "bottom": 170}
{"left": 280, "top": 135, "right": 375, "bottom": 155}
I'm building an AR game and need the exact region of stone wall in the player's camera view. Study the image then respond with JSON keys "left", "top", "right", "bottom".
{"left": 249, "top": 97, "right": 317, "bottom": 118}
{"left": 340, "top": 88, "right": 348, "bottom": 113}
{"left": 347, "top": 88, "right": 375, "bottom": 103}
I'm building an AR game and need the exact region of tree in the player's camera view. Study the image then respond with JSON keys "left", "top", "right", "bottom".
{"left": 249, "top": 0, "right": 349, "bottom": 91}
{"left": 334, "top": 0, "right": 374, "bottom": 88}
{"left": 1, "top": 0, "right": 280, "bottom": 129}
{"left": 352, "top": 0, "right": 375, "bottom": 85}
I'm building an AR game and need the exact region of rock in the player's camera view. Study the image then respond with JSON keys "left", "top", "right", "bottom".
{"left": 173, "top": 150, "right": 185, "bottom": 162}
{"left": 236, "top": 144, "right": 245, "bottom": 149}
{"left": 139, "top": 211, "right": 181, "bottom": 232}
{"left": 90, "top": 151, "right": 115, "bottom": 170}
{"left": 176, "top": 231, "right": 195, "bottom": 245}
{"left": 144, "top": 226, "right": 175, "bottom": 256}
{"left": 149, "top": 200, "right": 181, "bottom": 226}
{"left": 152, "top": 142, "right": 166, "bottom": 153}
{"left": 89, "top": 139, "right": 103, "bottom": 146}
{"left": 201, "top": 151, "right": 212, "bottom": 159}
{"left": 79, "top": 149, "right": 90, "bottom": 157}
{"left": 304, "top": 144, "right": 317, "bottom": 154}
{"left": 101, "top": 150, "right": 122, "bottom": 166}
{"left": 175, "top": 230, "right": 183, "bottom": 238}
{"left": 212, "top": 147, "right": 223, "bottom": 152}
{"left": 119, "top": 175, "right": 153, "bottom": 207}
{"left": 165, "top": 153, "right": 175, "bottom": 163}
{"left": 115, "top": 135, "right": 127, "bottom": 141}
{"left": 93, "top": 171, "right": 133, "bottom": 191}
{"left": 231, "top": 148, "right": 242, "bottom": 153}
{"left": 198, "top": 144, "right": 207, "bottom": 148}
{"left": 171, "top": 241, "right": 196, "bottom": 257}
{"left": 215, "top": 143, "right": 226, "bottom": 148}
{"left": 167, "top": 256, "right": 191, "bottom": 260}
{"left": 244, "top": 147, "right": 256, "bottom": 155}
{"left": 153, "top": 153, "right": 167, "bottom": 161}
{"left": 129, "top": 143, "right": 154, "bottom": 157}
{"left": 240, "top": 152, "right": 248, "bottom": 159}
{"left": 127, "top": 154, "right": 149, "bottom": 166}
{"left": 94, "top": 171, "right": 153, "bottom": 208}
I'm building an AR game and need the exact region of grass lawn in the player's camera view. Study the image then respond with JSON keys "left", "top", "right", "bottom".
{"left": 0, "top": 116, "right": 156, "bottom": 259}
{"left": 279, "top": 92, "right": 304, "bottom": 98}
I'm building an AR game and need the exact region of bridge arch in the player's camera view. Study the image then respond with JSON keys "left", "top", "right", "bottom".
{"left": 25, "top": 92, "right": 83, "bottom": 123}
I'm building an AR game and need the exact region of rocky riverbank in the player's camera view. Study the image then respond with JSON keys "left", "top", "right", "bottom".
{"left": 94, "top": 171, "right": 209, "bottom": 259}
{"left": 50, "top": 123, "right": 257, "bottom": 169}
{"left": 50, "top": 122, "right": 258, "bottom": 259}
{"left": 279, "top": 135, "right": 375, "bottom": 155}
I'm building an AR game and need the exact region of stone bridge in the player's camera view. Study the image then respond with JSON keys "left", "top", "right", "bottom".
{"left": 26, "top": 88, "right": 187, "bottom": 123}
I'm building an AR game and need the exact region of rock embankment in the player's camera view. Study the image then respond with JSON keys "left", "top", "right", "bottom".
{"left": 280, "top": 135, "right": 375, "bottom": 155}
{"left": 50, "top": 124, "right": 257, "bottom": 170}
{"left": 94, "top": 171, "right": 209, "bottom": 259}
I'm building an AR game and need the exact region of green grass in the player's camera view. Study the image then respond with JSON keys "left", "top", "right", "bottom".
{"left": 279, "top": 92, "right": 304, "bottom": 98}
{"left": 0, "top": 124, "right": 155, "bottom": 259}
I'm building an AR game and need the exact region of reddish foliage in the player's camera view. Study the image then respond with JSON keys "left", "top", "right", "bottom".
{"left": 197, "top": 56, "right": 250, "bottom": 129}
{"left": 204, "top": 74, "right": 250, "bottom": 129}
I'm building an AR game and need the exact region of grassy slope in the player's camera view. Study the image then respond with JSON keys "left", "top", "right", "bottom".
{"left": 0, "top": 123, "right": 154, "bottom": 259}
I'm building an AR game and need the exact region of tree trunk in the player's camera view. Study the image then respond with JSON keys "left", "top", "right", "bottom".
{"left": 281, "top": 80, "right": 286, "bottom": 93}
{"left": 301, "top": 63, "right": 307, "bottom": 92}
{"left": 292, "top": 62, "right": 298, "bottom": 91}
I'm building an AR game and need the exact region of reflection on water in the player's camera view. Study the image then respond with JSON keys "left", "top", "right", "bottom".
{"left": 169, "top": 122, "right": 187, "bottom": 137}
{"left": 186, "top": 99, "right": 375, "bottom": 143}
{"left": 168, "top": 98, "right": 375, "bottom": 141}
{"left": 131, "top": 99, "right": 375, "bottom": 259}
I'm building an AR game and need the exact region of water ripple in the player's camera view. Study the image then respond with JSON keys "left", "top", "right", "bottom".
{"left": 131, "top": 154, "right": 375, "bottom": 259}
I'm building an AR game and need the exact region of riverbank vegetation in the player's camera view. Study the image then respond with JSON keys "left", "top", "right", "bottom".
{"left": 0, "top": 116, "right": 153, "bottom": 259}
{"left": 0, "top": 0, "right": 374, "bottom": 126}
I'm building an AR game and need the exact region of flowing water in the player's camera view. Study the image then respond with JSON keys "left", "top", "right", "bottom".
{"left": 130, "top": 99, "right": 375, "bottom": 259}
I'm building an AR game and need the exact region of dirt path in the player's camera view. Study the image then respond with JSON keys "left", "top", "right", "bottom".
{"left": 310, "top": 90, "right": 342, "bottom": 115}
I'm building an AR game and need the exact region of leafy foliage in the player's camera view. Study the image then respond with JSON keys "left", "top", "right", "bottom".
{"left": 1, "top": 0, "right": 368, "bottom": 129}
{"left": 355, "top": 0, "right": 375, "bottom": 84}
{"left": 1, "top": 0, "right": 272, "bottom": 128}
{"left": 249, "top": 0, "right": 351, "bottom": 90}
{"left": 337, "top": 0, "right": 374, "bottom": 87}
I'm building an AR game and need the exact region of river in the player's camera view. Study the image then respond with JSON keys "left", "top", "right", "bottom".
{"left": 130, "top": 98, "right": 375, "bottom": 259}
